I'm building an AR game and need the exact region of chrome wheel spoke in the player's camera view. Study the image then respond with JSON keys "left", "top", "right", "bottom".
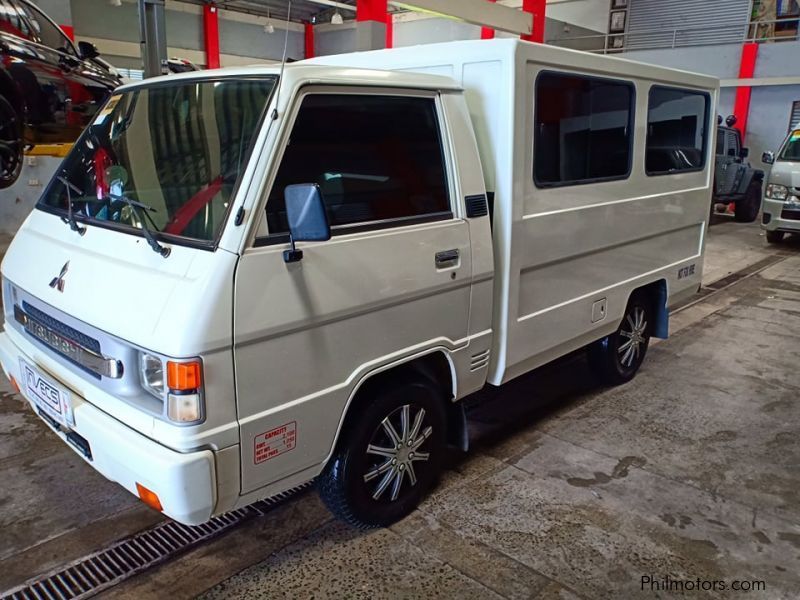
{"left": 381, "top": 417, "right": 402, "bottom": 447}
{"left": 411, "top": 450, "right": 429, "bottom": 462}
{"left": 389, "top": 469, "right": 404, "bottom": 501}
{"left": 621, "top": 344, "right": 635, "bottom": 366}
{"left": 364, "top": 459, "right": 393, "bottom": 482}
{"left": 620, "top": 330, "right": 634, "bottom": 339}
{"left": 618, "top": 338, "right": 634, "bottom": 353}
{"left": 411, "top": 425, "right": 433, "bottom": 450}
{"left": 409, "top": 407, "right": 425, "bottom": 441}
{"left": 405, "top": 461, "right": 417, "bottom": 486}
{"left": 626, "top": 314, "right": 636, "bottom": 331}
{"left": 366, "top": 444, "right": 396, "bottom": 459}
{"left": 400, "top": 404, "right": 410, "bottom": 443}
{"left": 372, "top": 466, "right": 397, "bottom": 500}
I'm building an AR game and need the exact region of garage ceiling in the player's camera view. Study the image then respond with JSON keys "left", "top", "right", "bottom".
{"left": 177, "top": 0, "right": 363, "bottom": 23}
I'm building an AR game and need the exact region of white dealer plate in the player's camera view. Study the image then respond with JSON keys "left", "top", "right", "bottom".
{"left": 19, "top": 358, "right": 75, "bottom": 429}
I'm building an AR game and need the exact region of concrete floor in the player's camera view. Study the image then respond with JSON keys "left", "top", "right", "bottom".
{"left": 1, "top": 218, "right": 799, "bottom": 599}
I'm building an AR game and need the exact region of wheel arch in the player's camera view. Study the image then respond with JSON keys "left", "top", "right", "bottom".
{"left": 329, "top": 348, "right": 467, "bottom": 463}
{"left": 0, "top": 67, "right": 24, "bottom": 117}
{"left": 632, "top": 279, "right": 669, "bottom": 339}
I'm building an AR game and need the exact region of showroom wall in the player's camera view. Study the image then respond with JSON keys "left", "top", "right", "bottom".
{"left": 33, "top": 0, "right": 303, "bottom": 69}
{"left": 316, "top": 15, "right": 604, "bottom": 57}
{"left": 624, "top": 40, "right": 800, "bottom": 167}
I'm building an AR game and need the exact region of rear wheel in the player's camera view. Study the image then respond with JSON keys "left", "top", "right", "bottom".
{"left": 318, "top": 376, "right": 446, "bottom": 529}
{"left": 0, "top": 95, "right": 23, "bottom": 190}
{"left": 766, "top": 230, "right": 785, "bottom": 244}
{"left": 588, "top": 293, "right": 652, "bottom": 385}
{"left": 734, "top": 181, "right": 762, "bottom": 223}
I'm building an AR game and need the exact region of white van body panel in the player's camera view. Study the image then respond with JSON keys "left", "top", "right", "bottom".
{"left": 311, "top": 39, "right": 717, "bottom": 384}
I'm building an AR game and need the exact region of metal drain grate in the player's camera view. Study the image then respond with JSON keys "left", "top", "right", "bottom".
{"left": 2, "top": 483, "right": 311, "bottom": 600}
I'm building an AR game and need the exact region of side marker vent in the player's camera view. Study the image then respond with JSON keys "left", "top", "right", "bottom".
{"left": 465, "top": 194, "right": 488, "bottom": 218}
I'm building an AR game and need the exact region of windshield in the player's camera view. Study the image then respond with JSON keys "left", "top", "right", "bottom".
{"left": 38, "top": 77, "right": 277, "bottom": 246}
{"left": 779, "top": 130, "right": 800, "bottom": 162}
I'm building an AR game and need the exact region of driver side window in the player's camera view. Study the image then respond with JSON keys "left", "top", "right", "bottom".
{"left": 17, "top": 1, "right": 75, "bottom": 55}
{"left": 263, "top": 92, "right": 451, "bottom": 240}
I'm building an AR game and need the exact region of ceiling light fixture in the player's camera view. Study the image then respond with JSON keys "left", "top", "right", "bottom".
{"left": 331, "top": 9, "right": 343, "bottom": 25}
{"left": 264, "top": 8, "right": 275, "bottom": 33}
{"left": 109, "top": 0, "right": 122, "bottom": 6}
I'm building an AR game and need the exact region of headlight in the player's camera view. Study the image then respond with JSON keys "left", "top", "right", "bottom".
{"left": 140, "top": 353, "right": 165, "bottom": 398}
{"left": 766, "top": 184, "right": 789, "bottom": 201}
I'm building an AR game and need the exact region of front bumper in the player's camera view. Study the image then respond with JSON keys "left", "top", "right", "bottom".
{"left": 762, "top": 198, "right": 800, "bottom": 233}
{"left": 0, "top": 329, "right": 217, "bottom": 525}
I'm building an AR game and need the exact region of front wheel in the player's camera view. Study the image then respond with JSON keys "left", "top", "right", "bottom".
{"left": 588, "top": 293, "right": 652, "bottom": 385}
{"left": 734, "top": 181, "right": 762, "bottom": 223}
{"left": 766, "top": 230, "right": 785, "bottom": 244}
{"left": 318, "top": 377, "right": 446, "bottom": 529}
{"left": 0, "top": 95, "right": 24, "bottom": 190}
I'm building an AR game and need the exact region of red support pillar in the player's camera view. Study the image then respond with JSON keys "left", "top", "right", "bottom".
{"left": 521, "top": 0, "right": 546, "bottom": 43}
{"left": 732, "top": 42, "right": 759, "bottom": 143}
{"left": 386, "top": 12, "right": 393, "bottom": 48}
{"left": 481, "top": 0, "right": 497, "bottom": 40}
{"left": 60, "top": 25, "right": 75, "bottom": 42}
{"left": 305, "top": 22, "right": 315, "bottom": 59}
{"left": 356, "top": 0, "right": 388, "bottom": 50}
{"left": 203, "top": 3, "right": 220, "bottom": 70}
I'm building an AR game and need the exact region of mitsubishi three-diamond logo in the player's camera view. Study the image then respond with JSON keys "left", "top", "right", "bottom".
{"left": 49, "top": 261, "right": 69, "bottom": 292}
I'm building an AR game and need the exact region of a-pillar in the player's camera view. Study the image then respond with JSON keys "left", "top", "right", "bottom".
{"left": 356, "top": 0, "right": 387, "bottom": 51}
{"left": 521, "top": 0, "right": 546, "bottom": 43}
{"left": 203, "top": 2, "right": 220, "bottom": 69}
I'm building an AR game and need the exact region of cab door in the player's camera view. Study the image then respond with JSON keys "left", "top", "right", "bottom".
{"left": 233, "top": 88, "right": 472, "bottom": 494}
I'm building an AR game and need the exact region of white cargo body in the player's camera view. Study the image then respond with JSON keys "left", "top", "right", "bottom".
{"left": 311, "top": 39, "right": 718, "bottom": 384}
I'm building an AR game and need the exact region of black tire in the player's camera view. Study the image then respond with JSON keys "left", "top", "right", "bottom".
{"left": 734, "top": 181, "right": 762, "bottom": 223}
{"left": 0, "top": 95, "right": 23, "bottom": 190}
{"left": 588, "top": 292, "right": 652, "bottom": 385}
{"left": 318, "top": 376, "right": 446, "bottom": 529}
{"left": 766, "top": 230, "right": 785, "bottom": 244}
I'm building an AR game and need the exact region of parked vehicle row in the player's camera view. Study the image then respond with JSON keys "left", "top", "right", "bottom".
{"left": 0, "top": 0, "right": 120, "bottom": 188}
{"left": 762, "top": 129, "right": 800, "bottom": 243}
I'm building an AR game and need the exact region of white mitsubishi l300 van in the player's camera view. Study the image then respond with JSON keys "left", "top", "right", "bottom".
{"left": 0, "top": 40, "right": 715, "bottom": 528}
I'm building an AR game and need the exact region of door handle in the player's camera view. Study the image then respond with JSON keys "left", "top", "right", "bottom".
{"left": 435, "top": 249, "right": 459, "bottom": 268}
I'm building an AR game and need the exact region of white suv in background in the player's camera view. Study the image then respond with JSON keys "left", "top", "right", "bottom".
{"left": 762, "top": 129, "right": 800, "bottom": 243}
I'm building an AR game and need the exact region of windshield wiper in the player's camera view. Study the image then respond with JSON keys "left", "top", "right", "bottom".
{"left": 56, "top": 173, "right": 86, "bottom": 236}
{"left": 107, "top": 193, "right": 171, "bottom": 258}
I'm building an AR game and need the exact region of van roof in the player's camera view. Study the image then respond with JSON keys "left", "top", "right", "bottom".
{"left": 116, "top": 62, "right": 463, "bottom": 93}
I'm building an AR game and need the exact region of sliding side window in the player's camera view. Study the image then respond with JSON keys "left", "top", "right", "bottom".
{"left": 534, "top": 71, "right": 634, "bottom": 187}
{"left": 265, "top": 93, "right": 450, "bottom": 237}
{"left": 646, "top": 86, "right": 710, "bottom": 175}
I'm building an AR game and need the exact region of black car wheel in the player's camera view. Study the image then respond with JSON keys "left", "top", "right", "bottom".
{"left": 318, "top": 376, "right": 446, "bottom": 529}
{"left": 0, "top": 95, "right": 23, "bottom": 189}
{"left": 588, "top": 292, "right": 652, "bottom": 385}
{"left": 766, "top": 230, "right": 785, "bottom": 244}
{"left": 734, "top": 181, "right": 762, "bottom": 223}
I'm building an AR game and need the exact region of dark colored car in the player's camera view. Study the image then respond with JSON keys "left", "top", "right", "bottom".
{"left": 0, "top": 0, "right": 120, "bottom": 188}
{"left": 712, "top": 116, "right": 764, "bottom": 222}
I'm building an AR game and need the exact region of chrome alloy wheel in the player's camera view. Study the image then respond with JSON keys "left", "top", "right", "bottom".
{"left": 363, "top": 404, "right": 433, "bottom": 502}
{"left": 618, "top": 306, "right": 647, "bottom": 367}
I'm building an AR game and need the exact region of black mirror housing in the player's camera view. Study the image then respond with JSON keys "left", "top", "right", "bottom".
{"left": 740, "top": 147, "right": 749, "bottom": 158}
{"left": 283, "top": 183, "right": 330, "bottom": 262}
{"left": 78, "top": 41, "right": 100, "bottom": 59}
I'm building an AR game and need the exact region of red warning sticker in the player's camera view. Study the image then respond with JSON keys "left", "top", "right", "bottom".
{"left": 254, "top": 421, "right": 297, "bottom": 464}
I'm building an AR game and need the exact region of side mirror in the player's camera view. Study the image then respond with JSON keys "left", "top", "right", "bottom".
{"left": 78, "top": 41, "right": 100, "bottom": 59}
{"left": 762, "top": 151, "right": 775, "bottom": 164}
{"left": 283, "top": 183, "right": 330, "bottom": 263}
{"left": 740, "top": 147, "right": 749, "bottom": 159}
{"left": 727, "top": 148, "right": 737, "bottom": 157}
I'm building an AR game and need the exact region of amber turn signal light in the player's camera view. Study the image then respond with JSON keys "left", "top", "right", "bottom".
{"left": 8, "top": 375, "right": 20, "bottom": 394}
{"left": 166, "top": 360, "right": 202, "bottom": 391}
{"left": 136, "top": 482, "right": 163, "bottom": 512}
